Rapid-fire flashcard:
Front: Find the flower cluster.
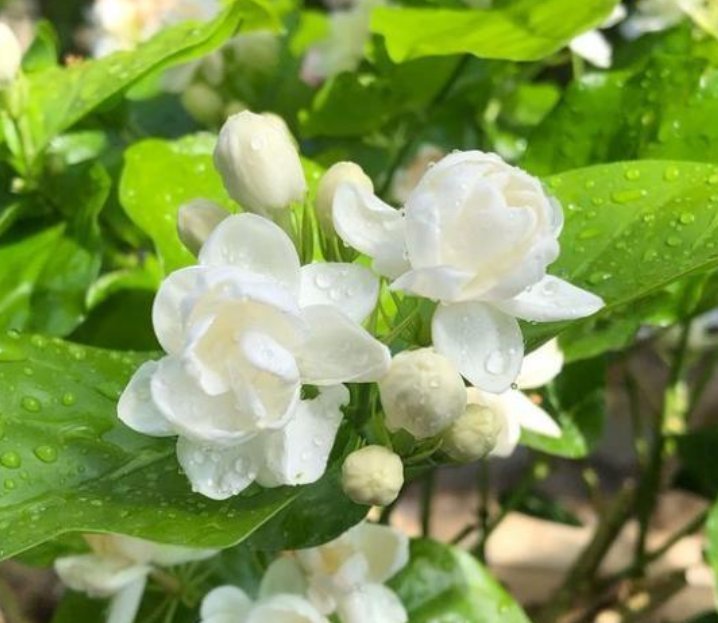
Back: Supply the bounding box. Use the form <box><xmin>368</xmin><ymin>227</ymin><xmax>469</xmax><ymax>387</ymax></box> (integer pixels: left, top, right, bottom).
<box><xmin>118</xmin><ymin>108</ymin><xmax>603</xmax><ymax>506</ymax></box>
<box><xmin>200</xmin><ymin>522</ymin><xmax>409</xmax><ymax>623</ymax></box>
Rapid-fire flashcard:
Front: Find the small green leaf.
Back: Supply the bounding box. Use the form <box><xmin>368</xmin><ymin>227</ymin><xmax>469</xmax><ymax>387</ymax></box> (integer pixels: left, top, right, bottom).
<box><xmin>371</xmin><ymin>0</ymin><xmax>618</xmax><ymax>63</ymax></box>
<box><xmin>390</xmin><ymin>539</ymin><xmax>530</xmax><ymax>622</ymax></box>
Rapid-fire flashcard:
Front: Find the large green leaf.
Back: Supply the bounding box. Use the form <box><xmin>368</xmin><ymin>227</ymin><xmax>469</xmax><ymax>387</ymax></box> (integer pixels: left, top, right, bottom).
<box><xmin>23</xmin><ymin>1</ymin><xmax>278</xmax><ymax>158</ymax></box>
<box><xmin>0</xmin><ymin>333</ymin><xmax>357</xmax><ymax>561</ymax></box>
<box><xmin>390</xmin><ymin>539</ymin><xmax>530</xmax><ymax>622</ymax></box>
<box><xmin>119</xmin><ymin>133</ymin><xmax>235</xmax><ymax>273</ymax></box>
<box><xmin>523</xmin><ymin>55</ymin><xmax>718</xmax><ymax>176</ymax></box>
<box><xmin>525</xmin><ymin>160</ymin><xmax>718</xmax><ymax>350</ymax></box>
<box><xmin>371</xmin><ymin>0</ymin><xmax>617</xmax><ymax>63</ymax></box>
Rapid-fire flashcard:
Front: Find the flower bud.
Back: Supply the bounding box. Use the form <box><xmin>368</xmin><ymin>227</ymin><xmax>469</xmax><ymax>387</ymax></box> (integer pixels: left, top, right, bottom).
<box><xmin>442</xmin><ymin>403</ymin><xmax>502</xmax><ymax>463</ymax></box>
<box><xmin>341</xmin><ymin>445</ymin><xmax>404</xmax><ymax>507</ymax></box>
<box><xmin>0</xmin><ymin>23</ymin><xmax>22</xmax><ymax>85</ymax></box>
<box><xmin>213</xmin><ymin>110</ymin><xmax>306</xmax><ymax>217</ymax></box>
<box><xmin>181</xmin><ymin>83</ymin><xmax>225</xmax><ymax>126</ymax></box>
<box><xmin>177</xmin><ymin>199</ymin><xmax>230</xmax><ymax>255</ymax></box>
<box><xmin>379</xmin><ymin>348</ymin><xmax>467</xmax><ymax>439</ymax></box>
<box><xmin>316</xmin><ymin>161</ymin><xmax>373</xmax><ymax>235</ymax></box>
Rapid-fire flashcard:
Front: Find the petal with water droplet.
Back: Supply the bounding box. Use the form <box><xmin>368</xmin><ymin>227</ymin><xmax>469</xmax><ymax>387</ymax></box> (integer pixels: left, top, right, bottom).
<box><xmin>494</xmin><ymin>275</ymin><xmax>604</xmax><ymax>322</ymax></box>
<box><xmin>117</xmin><ymin>360</ymin><xmax>174</xmax><ymax>437</ymax></box>
<box><xmin>255</xmin><ymin>385</ymin><xmax>348</xmax><ymax>488</ymax></box>
<box><xmin>432</xmin><ymin>302</ymin><xmax>522</xmax><ymax>393</ymax></box>
<box><xmin>299</xmin><ymin>263</ymin><xmax>379</xmax><ymax>323</ymax></box>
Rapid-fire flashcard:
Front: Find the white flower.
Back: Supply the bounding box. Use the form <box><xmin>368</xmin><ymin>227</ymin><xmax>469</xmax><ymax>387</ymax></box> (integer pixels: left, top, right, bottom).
<box><xmin>621</xmin><ymin>0</ymin><xmax>686</xmax><ymax>39</ymax></box>
<box><xmin>296</xmin><ymin>522</ymin><xmax>409</xmax><ymax>623</ymax></box>
<box><xmin>118</xmin><ymin>213</ymin><xmax>389</xmax><ymax>500</ymax></box>
<box><xmin>341</xmin><ymin>445</ymin><xmax>404</xmax><ymax>506</ymax></box>
<box><xmin>316</xmin><ymin>162</ymin><xmax>374</xmax><ymax>236</ymax></box>
<box><xmin>177</xmin><ymin>199</ymin><xmax>230</xmax><ymax>255</ymax></box>
<box><xmin>569</xmin><ymin>5</ymin><xmax>627</xmax><ymax>68</ymax></box>
<box><xmin>89</xmin><ymin>0</ymin><xmax>222</xmax><ymax>56</ymax></box>
<box><xmin>378</xmin><ymin>348</ymin><xmax>467</xmax><ymax>439</ymax></box>
<box><xmin>300</xmin><ymin>0</ymin><xmax>383</xmax><ymax>85</ymax></box>
<box><xmin>0</xmin><ymin>22</ymin><xmax>21</xmax><ymax>85</ymax></box>
<box><xmin>200</xmin><ymin>558</ymin><xmax>327</xmax><ymax>623</ymax></box>
<box><xmin>333</xmin><ymin>150</ymin><xmax>604</xmax><ymax>393</ymax></box>
<box><xmin>390</xmin><ymin>144</ymin><xmax>447</xmax><ymax>204</ymax></box>
<box><xmin>55</xmin><ymin>534</ymin><xmax>215</xmax><ymax>623</ymax></box>
<box><xmin>680</xmin><ymin>0</ymin><xmax>718</xmax><ymax>38</ymax></box>
<box><xmin>471</xmin><ymin>339</ymin><xmax>564</xmax><ymax>458</ymax></box>
<box><xmin>214</xmin><ymin>111</ymin><xmax>307</xmax><ymax>217</ymax></box>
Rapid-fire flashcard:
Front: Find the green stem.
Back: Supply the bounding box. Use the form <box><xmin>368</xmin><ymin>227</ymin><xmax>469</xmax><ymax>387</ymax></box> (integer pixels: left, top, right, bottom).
<box><xmin>473</xmin><ymin>459</ymin><xmax>491</xmax><ymax>561</ymax></box>
<box><xmin>420</xmin><ymin>470</ymin><xmax>436</xmax><ymax>537</ymax></box>
<box><xmin>634</xmin><ymin>321</ymin><xmax>691</xmax><ymax>570</ymax></box>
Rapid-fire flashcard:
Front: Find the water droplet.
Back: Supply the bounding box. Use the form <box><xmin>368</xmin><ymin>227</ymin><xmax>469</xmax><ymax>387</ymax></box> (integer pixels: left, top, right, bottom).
<box><xmin>30</xmin><ymin>335</ymin><xmax>48</xmax><ymax>349</ymax></box>
<box><xmin>33</xmin><ymin>445</ymin><xmax>57</xmax><ymax>463</ymax></box>
<box><xmin>665</xmin><ymin>235</ymin><xmax>682</xmax><ymax>247</ymax></box>
<box><xmin>624</xmin><ymin>169</ymin><xmax>641</xmax><ymax>181</ymax></box>
<box><xmin>68</xmin><ymin>346</ymin><xmax>86</xmax><ymax>361</ymax></box>
<box><xmin>642</xmin><ymin>213</ymin><xmax>655</xmax><ymax>223</ymax></box>
<box><xmin>61</xmin><ymin>393</ymin><xmax>76</xmax><ymax>407</ymax></box>
<box><xmin>0</xmin><ymin>451</ymin><xmax>21</xmax><ymax>469</ymax></box>
<box><xmin>314</xmin><ymin>273</ymin><xmax>332</xmax><ymax>289</ymax></box>
<box><xmin>578</xmin><ymin>228</ymin><xmax>600</xmax><ymax>240</ymax></box>
<box><xmin>611</xmin><ymin>189</ymin><xmax>647</xmax><ymax>204</ymax></box>
<box><xmin>4</xmin><ymin>479</ymin><xmax>15</xmax><ymax>490</ymax></box>
<box><xmin>678</xmin><ymin>212</ymin><xmax>695</xmax><ymax>225</ymax></box>
<box><xmin>663</xmin><ymin>166</ymin><xmax>680</xmax><ymax>181</ymax></box>
<box><xmin>588</xmin><ymin>271</ymin><xmax>612</xmax><ymax>285</ymax></box>
<box><xmin>21</xmin><ymin>397</ymin><xmax>41</xmax><ymax>413</ymax></box>
<box><xmin>484</xmin><ymin>351</ymin><xmax>507</xmax><ymax>376</ymax></box>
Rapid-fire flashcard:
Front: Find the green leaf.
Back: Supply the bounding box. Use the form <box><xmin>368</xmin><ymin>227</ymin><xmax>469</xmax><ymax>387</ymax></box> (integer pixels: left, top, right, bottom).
<box><xmin>390</xmin><ymin>539</ymin><xmax>530</xmax><ymax>622</ymax></box>
<box><xmin>0</xmin><ymin>226</ymin><xmax>65</xmax><ymax>332</ymax></box>
<box><xmin>520</xmin><ymin>358</ymin><xmax>605</xmax><ymax>458</ymax></box>
<box><xmin>120</xmin><ymin>134</ymin><xmax>235</xmax><ymax>273</ymax></box>
<box><xmin>0</xmin><ymin>333</ymin><xmax>356</xmax><ymax>561</ymax></box>
<box><xmin>523</xmin><ymin>55</ymin><xmax>718</xmax><ymax>176</ymax></box>
<box><xmin>23</xmin><ymin>1</ymin><xmax>278</xmax><ymax>157</ymax></box>
<box><xmin>371</xmin><ymin>0</ymin><xmax>618</xmax><ymax>63</ymax></box>
<box><xmin>704</xmin><ymin>497</ymin><xmax>718</xmax><ymax>595</ymax></box>
<box><xmin>524</xmin><ymin>160</ymin><xmax>718</xmax><ymax>351</ymax></box>
<box><xmin>21</xmin><ymin>20</ymin><xmax>59</xmax><ymax>73</ymax></box>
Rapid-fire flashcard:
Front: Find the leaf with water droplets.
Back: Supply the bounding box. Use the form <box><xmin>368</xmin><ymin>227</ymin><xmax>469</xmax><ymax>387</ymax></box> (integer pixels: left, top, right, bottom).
<box><xmin>525</xmin><ymin>159</ymin><xmax>718</xmax><ymax>355</ymax></box>
<box><xmin>0</xmin><ymin>333</ymin><xmax>364</xmax><ymax>561</ymax></box>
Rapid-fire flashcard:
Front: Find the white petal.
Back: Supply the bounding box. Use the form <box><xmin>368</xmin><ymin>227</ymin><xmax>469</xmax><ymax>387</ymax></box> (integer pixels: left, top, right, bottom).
<box><xmin>569</xmin><ymin>30</ymin><xmax>612</xmax><ymax>68</ymax></box>
<box><xmin>494</xmin><ymin>275</ymin><xmax>604</xmax><ymax>322</ymax></box>
<box><xmin>151</xmin><ymin>357</ymin><xmax>257</xmax><ymax>446</ymax></box>
<box><xmin>255</xmin><ymin>385</ymin><xmax>348</xmax><ymax>487</ymax></box>
<box><xmin>107</xmin><ymin>577</ymin><xmax>147</xmax><ymax>623</ymax></box>
<box><xmin>117</xmin><ymin>361</ymin><xmax>174</xmax><ymax>437</ymax></box>
<box><xmin>349</xmin><ymin>522</ymin><xmax>410</xmax><ymax>584</ymax></box>
<box><xmin>258</xmin><ymin>558</ymin><xmax>307</xmax><ymax>599</ymax></box>
<box><xmin>249</xmin><ymin>595</ymin><xmax>329</xmax><ymax>623</ymax></box>
<box><xmin>332</xmin><ymin>183</ymin><xmax>409</xmax><ymax>279</ymax></box>
<box><xmin>107</xmin><ymin>535</ymin><xmax>216</xmax><ymax>567</ymax></box>
<box><xmin>337</xmin><ymin>584</ymin><xmax>408</xmax><ymax>623</ymax></box>
<box><xmin>199</xmin><ymin>213</ymin><xmax>301</xmax><ymax>295</ymax></box>
<box><xmin>201</xmin><ymin>586</ymin><xmax>253</xmax><ymax>620</ymax></box>
<box><xmin>176</xmin><ymin>436</ymin><xmax>259</xmax><ymax>500</ymax></box>
<box><xmin>517</xmin><ymin>339</ymin><xmax>564</xmax><ymax>390</ymax></box>
<box><xmin>153</xmin><ymin>266</ymin><xmax>204</xmax><ymax>354</ymax></box>
<box><xmin>390</xmin><ymin>266</ymin><xmax>474</xmax><ymax>302</ymax></box>
<box><xmin>497</xmin><ymin>389</ymin><xmax>562</xmax><ymax>438</ymax></box>
<box><xmin>432</xmin><ymin>302</ymin><xmax>523</xmax><ymax>393</ymax></box>
<box><xmin>298</xmin><ymin>305</ymin><xmax>390</xmax><ymax>384</ymax></box>
<box><xmin>489</xmin><ymin>406</ymin><xmax>522</xmax><ymax>458</ymax></box>
<box><xmin>299</xmin><ymin>263</ymin><xmax>379</xmax><ymax>323</ymax></box>
<box><xmin>54</xmin><ymin>555</ymin><xmax>150</xmax><ymax>598</ymax></box>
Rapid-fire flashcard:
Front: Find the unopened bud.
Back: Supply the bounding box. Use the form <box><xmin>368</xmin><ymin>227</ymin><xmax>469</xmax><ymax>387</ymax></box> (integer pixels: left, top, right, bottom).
<box><xmin>379</xmin><ymin>348</ymin><xmax>466</xmax><ymax>439</ymax></box>
<box><xmin>442</xmin><ymin>403</ymin><xmax>501</xmax><ymax>463</ymax></box>
<box><xmin>213</xmin><ymin>110</ymin><xmax>306</xmax><ymax>217</ymax></box>
<box><xmin>177</xmin><ymin>199</ymin><xmax>230</xmax><ymax>255</ymax></box>
<box><xmin>0</xmin><ymin>23</ymin><xmax>22</xmax><ymax>85</ymax></box>
<box><xmin>342</xmin><ymin>445</ymin><xmax>404</xmax><ymax>507</ymax></box>
<box><xmin>181</xmin><ymin>83</ymin><xmax>225</xmax><ymax>126</ymax></box>
<box><xmin>316</xmin><ymin>161</ymin><xmax>373</xmax><ymax>235</ymax></box>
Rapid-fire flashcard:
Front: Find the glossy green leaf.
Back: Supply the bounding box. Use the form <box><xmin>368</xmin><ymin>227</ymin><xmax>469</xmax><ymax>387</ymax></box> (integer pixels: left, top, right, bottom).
<box><xmin>390</xmin><ymin>539</ymin><xmax>530</xmax><ymax>622</ymax></box>
<box><xmin>23</xmin><ymin>1</ymin><xmax>278</xmax><ymax>157</ymax></box>
<box><xmin>371</xmin><ymin>0</ymin><xmax>618</xmax><ymax>63</ymax></box>
<box><xmin>524</xmin><ymin>160</ymin><xmax>718</xmax><ymax>351</ymax></box>
<box><xmin>523</xmin><ymin>55</ymin><xmax>718</xmax><ymax>176</ymax></box>
<box><xmin>120</xmin><ymin>134</ymin><xmax>235</xmax><ymax>273</ymax></box>
<box><xmin>0</xmin><ymin>333</ymin><xmax>357</xmax><ymax>561</ymax></box>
